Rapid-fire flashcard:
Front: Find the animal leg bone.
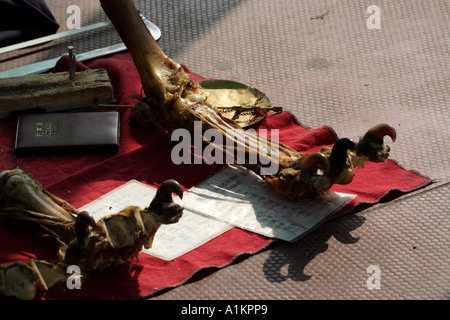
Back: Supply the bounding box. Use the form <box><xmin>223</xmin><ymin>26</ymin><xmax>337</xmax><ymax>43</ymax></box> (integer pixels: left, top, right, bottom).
<box><xmin>99</xmin><ymin>0</ymin><xmax>396</xmax><ymax>201</ymax></box>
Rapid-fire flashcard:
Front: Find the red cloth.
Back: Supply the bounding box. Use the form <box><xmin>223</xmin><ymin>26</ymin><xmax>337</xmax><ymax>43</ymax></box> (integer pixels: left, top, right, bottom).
<box><xmin>0</xmin><ymin>53</ymin><xmax>431</xmax><ymax>299</ymax></box>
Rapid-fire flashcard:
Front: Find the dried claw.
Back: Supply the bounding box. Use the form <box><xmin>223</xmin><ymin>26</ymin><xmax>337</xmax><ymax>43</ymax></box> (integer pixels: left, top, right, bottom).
<box><xmin>357</xmin><ymin>123</ymin><xmax>396</xmax><ymax>162</ymax></box>
<box><xmin>291</xmin><ymin>152</ymin><xmax>330</xmax><ymax>174</ymax></box>
<box><xmin>264</xmin><ymin>153</ymin><xmax>331</xmax><ymax>201</ymax></box>
<box><xmin>267</xmin><ymin>139</ymin><xmax>358</xmax><ymax>201</ymax></box>
<box><xmin>74</xmin><ymin>211</ymin><xmax>96</xmax><ymax>247</ymax></box>
<box><xmin>0</xmin><ymin>168</ymin><xmax>75</xmax><ymax>222</ymax></box>
<box><xmin>0</xmin><ymin>168</ymin><xmax>77</xmax><ymax>245</ymax></box>
<box><xmin>151</xmin><ymin>179</ymin><xmax>183</xmax><ymax>204</ymax></box>
<box><xmin>362</xmin><ymin>123</ymin><xmax>396</xmax><ymax>144</ymax></box>
<box><xmin>302</xmin><ymin>152</ymin><xmax>330</xmax><ymax>174</ymax></box>
<box><xmin>328</xmin><ymin>138</ymin><xmax>356</xmax><ymax>179</ymax></box>
<box><xmin>148</xmin><ymin>179</ymin><xmax>184</xmax><ymax>224</ymax></box>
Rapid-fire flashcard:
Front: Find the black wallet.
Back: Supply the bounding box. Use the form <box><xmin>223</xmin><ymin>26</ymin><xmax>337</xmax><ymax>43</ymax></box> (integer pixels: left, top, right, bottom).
<box><xmin>15</xmin><ymin>111</ymin><xmax>120</xmax><ymax>154</ymax></box>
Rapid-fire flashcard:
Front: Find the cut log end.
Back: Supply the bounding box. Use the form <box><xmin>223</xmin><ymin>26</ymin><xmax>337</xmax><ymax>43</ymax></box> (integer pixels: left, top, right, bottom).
<box><xmin>0</xmin><ymin>69</ymin><xmax>114</xmax><ymax>118</ymax></box>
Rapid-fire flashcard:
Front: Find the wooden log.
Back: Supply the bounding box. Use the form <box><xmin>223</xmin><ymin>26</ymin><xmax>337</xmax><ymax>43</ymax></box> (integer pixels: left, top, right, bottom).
<box><xmin>0</xmin><ymin>69</ymin><xmax>114</xmax><ymax>118</ymax></box>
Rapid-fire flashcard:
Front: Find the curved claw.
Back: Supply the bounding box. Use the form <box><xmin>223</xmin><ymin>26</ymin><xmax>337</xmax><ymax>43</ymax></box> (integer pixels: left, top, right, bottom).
<box><xmin>328</xmin><ymin>138</ymin><xmax>356</xmax><ymax>178</ymax></box>
<box><xmin>74</xmin><ymin>211</ymin><xmax>97</xmax><ymax>247</ymax></box>
<box><xmin>298</xmin><ymin>152</ymin><xmax>330</xmax><ymax>175</ymax></box>
<box><xmin>362</xmin><ymin>123</ymin><xmax>396</xmax><ymax>144</ymax></box>
<box><xmin>267</xmin><ymin>153</ymin><xmax>331</xmax><ymax>201</ymax></box>
<box><xmin>148</xmin><ymin>180</ymin><xmax>184</xmax><ymax>223</ymax></box>
<box><xmin>357</xmin><ymin>123</ymin><xmax>396</xmax><ymax>162</ymax></box>
<box><xmin>151</xmin><ymin>179</ymin><xmax>183</xmax><ymax>205</ymax></box>
<box><xmin>74</xmin><ymin>211</ymin><xmax>96</xmax><ymax>246</ymax></box>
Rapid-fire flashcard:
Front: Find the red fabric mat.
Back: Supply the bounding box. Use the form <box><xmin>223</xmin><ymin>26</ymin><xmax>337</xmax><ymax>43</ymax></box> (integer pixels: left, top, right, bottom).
<box><xmin>0</xmin><ymin>53</ymin><xmax>431</xmax><ymax>299</ymax></box>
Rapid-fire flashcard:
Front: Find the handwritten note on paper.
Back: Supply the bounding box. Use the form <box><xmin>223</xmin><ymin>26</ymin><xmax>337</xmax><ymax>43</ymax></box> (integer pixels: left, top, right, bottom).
<box><xmin>182</xmin><ymin>165</ymin><xmax>357</xmax><ymax>242</ymax></box>
<box><xmin>78</xmin><ymin>180</ymin><xmax>232</xmax><ymax>261</ymax></box>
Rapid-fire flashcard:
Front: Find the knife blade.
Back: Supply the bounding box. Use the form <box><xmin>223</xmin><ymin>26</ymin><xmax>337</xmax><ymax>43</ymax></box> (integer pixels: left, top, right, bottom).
<box><xmin>0</xmin><ymin>21</ymin><xmax>110</xmax><ymax>55</ymax></box>
<box><xmin>0</xmin><ymin>15</ymin><xmax>161</xmax><ymax>79</ymax></box>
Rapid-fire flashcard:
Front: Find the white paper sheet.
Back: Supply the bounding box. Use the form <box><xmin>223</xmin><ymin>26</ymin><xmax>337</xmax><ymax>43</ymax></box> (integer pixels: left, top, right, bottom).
<box><xmin>182</xmin><ymin>165</ymin><xmax>357</xmax><ymax>242</ymax></box>
<box><xmin>79</xmin><ymin>181</ymin><xmax>232</xmax><ymax>261</ymax></box>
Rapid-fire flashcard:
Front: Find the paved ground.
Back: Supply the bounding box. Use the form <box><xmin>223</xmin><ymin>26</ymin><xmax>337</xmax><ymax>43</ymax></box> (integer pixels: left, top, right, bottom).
<box><xmin>1</xmin><ymin>0</ymin><xmax>448</xmax><ymax>299</ymax></box>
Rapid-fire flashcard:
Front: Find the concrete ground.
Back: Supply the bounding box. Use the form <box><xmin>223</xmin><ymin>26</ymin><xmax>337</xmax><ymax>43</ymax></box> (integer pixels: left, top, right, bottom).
<box><xmin>1</xmin><ymin>0</ymin><xmax>448</xmax><ymax>299</ymax></box>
